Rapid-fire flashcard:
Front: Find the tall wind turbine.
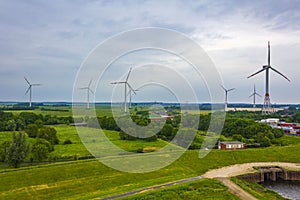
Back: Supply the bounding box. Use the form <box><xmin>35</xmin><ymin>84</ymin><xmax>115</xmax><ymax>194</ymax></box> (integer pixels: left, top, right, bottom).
<box><xmin>247</xmin><ymin>41</ymin><xmax>290</xmax><ymax>114</ymax></box>
<box><xmin>220</xmin><ymin>85</ymin><xmax>235</xmax><ymax>110</ymax></box>
<box><xmin>24</xmin><ymin>76</ymin><xmax>41</xmax><ymax>107</ymax></box>
<box><xmin>80</xmin><ymin>79</ymin><xmax>94</xmax><ymax>109</ymax></box>
<box><xmin>111</xmin><ymin>67</ymin><xmax>134</xmax><ymax>113</ymax></box>
<box><xmin>249</xmin><ymin>84</ymin><xmax>261</xmax><ymax>108</ymax></box>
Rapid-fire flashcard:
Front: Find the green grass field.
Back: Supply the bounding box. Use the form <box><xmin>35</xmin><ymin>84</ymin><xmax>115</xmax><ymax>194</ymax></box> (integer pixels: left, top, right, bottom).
<box><xmin>3</xmin><ymin>105</ymin><xmax>114</xmax><ymax>117</ymax></box>
<box><xmin>120</xmin><ymin>178</ymin><xmax>239</xmax><ymax>200</ymax></box>
<box><xmin>53</xmin><ymin>125</ymin><xmax>172</xmax><ymax>159</ymax></box>
<box><xmin>0</xmin><ymin>144</ymin><xmax>299</xmax><ymax>199</ymax></box>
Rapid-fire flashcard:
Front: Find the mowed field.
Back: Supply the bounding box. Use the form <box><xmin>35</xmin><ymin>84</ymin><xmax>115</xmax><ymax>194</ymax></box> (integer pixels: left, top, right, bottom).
<box><xmin>0</xmin><ymin>143</ymin><xmax>300</xmax><ymax>199</ymax></box>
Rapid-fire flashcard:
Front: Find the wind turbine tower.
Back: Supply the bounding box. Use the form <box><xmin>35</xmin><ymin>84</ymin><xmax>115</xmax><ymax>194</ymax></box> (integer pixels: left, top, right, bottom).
<box><xmin>249</xmin><ymin>84</ymin><xmax>261</xmax><ymax>108</ymax></box>
<box><xmin>24</xmin><ymin>76</ymin><xmax>41</xmax><ymax>107</ymax></box>
<box><xmin>220</xmin><ymin>85</ymin><xmax>235</xmax><ymax>110</ymax></box>
<box><xmin>80</xmin><ymin>80</ymin><xmax>94</xmax><ymax>109</ymax></box>
<box><xmin>128</xmin><ymin>88</ymin><xmax>138</xmax><ymax>108</ymax></box>
<box><xmin>111</xmin><ymin>67</ymin><xmax>134</xmax><ymax>113</ymax></box>
<box><xmin>247</xmin><ymin>41</ymin><xmax>290</xmax><ymax>114</ymax></box>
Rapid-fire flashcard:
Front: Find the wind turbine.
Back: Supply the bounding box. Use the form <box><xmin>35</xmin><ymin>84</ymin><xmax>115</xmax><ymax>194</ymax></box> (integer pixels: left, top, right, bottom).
<box><xmin>111</xmin><ymin>67</ymin><xmax>134</xmax><ymax>113</ymax></box>
<box><xmin>24</xmin><ymin>76</ymin><xmax>41</xmax><ymax>107</ymax></box>
<box><xmin>249</xmin><ymin>84</ymin><xmax>261</xmax><ymax>108</ymax></box>
<box><xmin>247</xmin><ymin>41</ymin><xmax>290</xmax><ymax>114</ymax></box>
<box><xmin>220</xmin><ymin>85</ymin><xmax>235</xmax><ymax>110</ymax></box>
<box><xmin>79</xmin><ymin>79</ymin><xmax>94</xmax><ymax>109</ymax></box>
<box><xmin>128</xmin><ymin>88</ymin><xmax>138</xmax><ymax>108</ymax></box>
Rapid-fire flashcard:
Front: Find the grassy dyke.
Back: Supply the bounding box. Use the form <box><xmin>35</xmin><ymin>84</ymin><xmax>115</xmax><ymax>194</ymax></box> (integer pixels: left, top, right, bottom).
<box><xmin>230</xmin><ymin>177</ymin><xmax>286</xmax><ymax>200</ymax></box>
<box><xmin>120</xmin><ymin>178</ymin><xmax>240</xmax><ymax>200</ymax></box>
<box><xmin>0</xmin><ymin>143</ymin><xmax>299</xmax><ymax>199</ymax></box>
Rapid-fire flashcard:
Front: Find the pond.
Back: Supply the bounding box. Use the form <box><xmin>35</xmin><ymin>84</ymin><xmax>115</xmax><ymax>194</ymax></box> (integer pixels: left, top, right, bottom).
<box><xmin>263</xmin><ymin>181</ymin><xmax>300</xmax><ymax>200</ymax></box>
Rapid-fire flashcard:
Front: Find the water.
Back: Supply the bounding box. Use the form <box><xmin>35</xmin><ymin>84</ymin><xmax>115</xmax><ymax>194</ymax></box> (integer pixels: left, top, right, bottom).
<box><xmin>263</xmin><ymin>181</ymin><xmax>300</xmax><ymax>200</ymax></box>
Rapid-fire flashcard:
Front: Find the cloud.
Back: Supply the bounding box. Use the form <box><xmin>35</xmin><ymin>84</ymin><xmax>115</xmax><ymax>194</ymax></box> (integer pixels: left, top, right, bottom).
<box><xmin>0</xmin><ymin>0</ymin><xmax>299</xmax><ymax>103</ymax></box>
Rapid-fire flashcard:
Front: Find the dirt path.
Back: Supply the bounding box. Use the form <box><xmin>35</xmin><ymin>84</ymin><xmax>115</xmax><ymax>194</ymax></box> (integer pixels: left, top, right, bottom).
<box><xmin>203</xmin><ymin>162</ymin><xmax>300</xmax><ymax>178</ymax></box>
<box><xmin>216</xmin><ymin>177</ymin><xmax>257</xmax><ymax>200</ymax></box>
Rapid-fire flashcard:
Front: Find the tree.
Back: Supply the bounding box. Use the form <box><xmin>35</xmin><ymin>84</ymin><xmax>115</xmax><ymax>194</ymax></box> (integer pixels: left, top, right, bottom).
<box><xmin>272</xmin><ymin>128</ymin><xmax>284</xmax><ymax>138</ymax></box>
<box><xmin>7</xmin><ymin>132</ymin><xmax>29</xmax><ymax>168</ymax></box>
<box><xmin>19</xmin><ymin>112</ymin><xmax>40</xmax><ymax>125</ymax></box>
<box><xmin>0</xmin><ymin>141</ymin><xmax>11</xmax><ymax>162</ymax></box>
<box><xmin>24</xmin><ymin>124</ymin><xmax>39</xmax><ymax>138</ymax></box>
<box><xmin>159</xmin><ymin>124</ymin><xmax>174</xmax><ymax>140</ymax></box>
<box><xmin>31</xmin><ymin>139</ymin><xmax>53</xmax><ymax>161</ymax></box>
<box><xmin>5</xmin><ymin>119</ymin><xmax>16</xmax><ymax>131</ymax></box>
<box><xmin>34</xmin><ymin>119</ymin><xmax>44</xmax><ymax>128</ymax></box>
<box><xmin>256</xmin><ymin>132</ymin><xmax>272</xmax><ymax>147</ymax></box>
<box><xmin>37</xmin><ymin>127</ymin><xmax>59</xmax><ymax>145</ymax></box>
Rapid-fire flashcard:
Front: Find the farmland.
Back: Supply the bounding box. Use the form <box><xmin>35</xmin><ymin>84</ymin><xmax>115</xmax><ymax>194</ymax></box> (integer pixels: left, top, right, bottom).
<box><xmin>0</xmin><ymin>105</ymin><xmax>300</xmax><ymax>199</ymax></box>
<box><xmin>0</xmin><ymin>143</ymin><xmax>300</xmax><ymax>199</ymax></box>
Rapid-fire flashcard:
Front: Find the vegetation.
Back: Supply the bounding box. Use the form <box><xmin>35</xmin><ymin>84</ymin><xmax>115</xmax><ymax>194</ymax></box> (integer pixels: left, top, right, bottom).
<box><xmin>120</xmin><ymin>178</ymin><xmax>239</xmax><ymax>200</ymax></box>
<box><xmin>0</xmin><ymin>143</ymin><xmax>299</xmax><ymax>199</ymax></box>
<box><xmin>31</xmin><ymin>139</ymin><xmax>53</xmax><ymax>162</ymax></box>
<box><xmin>0</xmin><ymin>105</ymin><xmax>300</xmax><ymax>199</ymax></box>
<box><xmin>231</xmin><ymin>177</ymin><xmax>286</xmax><ymax>200</ymax></box>
<box><xmin>6</xmin><ymin>132</ymin><xmax>29</xmax><ymax>168</ymax></box>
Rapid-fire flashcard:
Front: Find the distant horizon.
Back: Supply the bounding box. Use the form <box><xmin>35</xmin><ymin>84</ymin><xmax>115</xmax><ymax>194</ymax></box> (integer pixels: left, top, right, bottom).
<box><xmin>0</xmin><ymin>101</ymin><xmax>299</xmax><ymax>106</ymax></box>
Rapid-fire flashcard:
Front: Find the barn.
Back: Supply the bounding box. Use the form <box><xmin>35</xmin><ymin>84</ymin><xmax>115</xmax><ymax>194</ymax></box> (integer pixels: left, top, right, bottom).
<box><xmin>218</xmin><ymin>141</ymin><xmax>246</xmax><ymax>150</ymax></box>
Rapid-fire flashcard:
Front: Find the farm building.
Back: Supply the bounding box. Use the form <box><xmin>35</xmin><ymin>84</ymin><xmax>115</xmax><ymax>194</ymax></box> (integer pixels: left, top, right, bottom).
<box><xmin>149</xmin><ymin>114</ymin><xmax>172</xmax><ymax>121</ymax></box>
<box><xmin>218</xmin><ymin>141</ymin><xmax>246</xmax><ymax>150</ymax></box>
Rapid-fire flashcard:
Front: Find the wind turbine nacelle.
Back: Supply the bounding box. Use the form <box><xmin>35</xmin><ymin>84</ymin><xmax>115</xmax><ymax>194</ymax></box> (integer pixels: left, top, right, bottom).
<box><xmin>263</xmin><ymin>65</ymin><xmax>268</xmax><ymax>69</ymax></box>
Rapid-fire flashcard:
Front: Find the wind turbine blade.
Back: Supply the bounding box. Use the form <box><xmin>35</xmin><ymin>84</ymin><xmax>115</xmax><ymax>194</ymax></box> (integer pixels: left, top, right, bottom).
<box><xmin>111</xmin><ymin>81</ymin><xmax>126</xmax><ymax>84</ymax></box>
<box><xmin>88</xmin><ymin>88</ymin><xmax>94</xmax><ymax>95</ymax></box>
<box><xmin>270</xmin><ymin>67</ymin><xmax>290</xmax><ymax>82</ymax></box>
<box><xmin>256</xmin><ymin>93</ymin><xmax>262</xmax><ymax>97</ymax></box>
<box><xmin>88</xmin><ymin>79</ymin><xmax>92</xmax><ymax>87</ymax></box>
<box><xmin>219</xmin><ymin>84</ymin><xmax>226</xmax><ymax>91</ymax></box>
<box><xmin>79</xmin><ymin>87</ymin><xmax>88</xmax><ymax>89</ymax></box>
<box><xmin>24</xmin><ymin>76</ymin><xmax>30</xmax><ymax>85</ymax></box>
<box><xmin>125</xmin><ymin>67</ymin><xmax>132</xmax><ymax>82</ymax></box>
<box><xmin>247</xmin><ymin>68</ymin><xmax>265</xmax><ymax>78</ymax></box>
<box><xmin>25</xmin><ymin>86</ymin><xmax>31</xmax><ymax>95</ymax></box>
<box><xmin>127</xmin><ymin>83</ymin><xmax>136</xmax><ymax>94</ymax></box>
<box><xmin>249</xmin><ymin>93</ymin><xmax>254</xmax><ymax>98</ymax></box>
<box><xmin>227</xmin><ymin>88</ymin><xmax>235</xmax><ymax>92</ymax></box>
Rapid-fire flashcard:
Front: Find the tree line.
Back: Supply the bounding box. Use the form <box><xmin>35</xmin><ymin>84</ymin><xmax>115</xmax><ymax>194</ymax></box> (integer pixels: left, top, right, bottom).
<box><xmin>0</xmin><ymin>124</ymin><xmax>59</xmax><ymax>168</ymax></box>
<box><xmin>0</xmin><ymin>111</ymin><xmax>73</xmax><ymax>131</ymax></box>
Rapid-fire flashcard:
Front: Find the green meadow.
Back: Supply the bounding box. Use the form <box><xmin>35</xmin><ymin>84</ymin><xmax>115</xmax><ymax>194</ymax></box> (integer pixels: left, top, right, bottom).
<box><xmin>120</xmin><ymin>178</ymin><xmax>240</xmax><ymax>200</ymax></box>
<box><xmin>0</xmin><ymin>143</ymin><xmax>299</xmax><ymax>199</ymax></box>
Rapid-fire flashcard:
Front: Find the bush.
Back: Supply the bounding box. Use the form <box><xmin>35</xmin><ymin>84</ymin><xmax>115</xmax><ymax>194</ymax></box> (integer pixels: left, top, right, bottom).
<box><xmin>24</xmin><ymin>124</ymin><xmax>39</xmax><ymax>138</ymax></box>
<box><xmin>31</xmin><ymin>139</ymin><xmax>52</xmax><ymax>162</ymax></box>
<box><xmin>37</xmin><ymin>127</ymin><xmax>59</xmax><ymax>145</ymax></box>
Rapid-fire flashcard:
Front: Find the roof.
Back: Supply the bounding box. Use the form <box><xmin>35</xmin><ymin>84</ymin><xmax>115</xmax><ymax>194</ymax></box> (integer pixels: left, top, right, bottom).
<box><xmin>220</xmin><ymin>141</ymin><xmax>245</xmax><ymax>145</ymax></box>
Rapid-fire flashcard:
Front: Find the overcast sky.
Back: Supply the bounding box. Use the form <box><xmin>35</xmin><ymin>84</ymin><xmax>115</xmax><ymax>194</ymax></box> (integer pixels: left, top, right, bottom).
<box><xmin>1</xmin><ymin>0</ymin><xmax>299</xmax><ymax>104</ymax></box>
